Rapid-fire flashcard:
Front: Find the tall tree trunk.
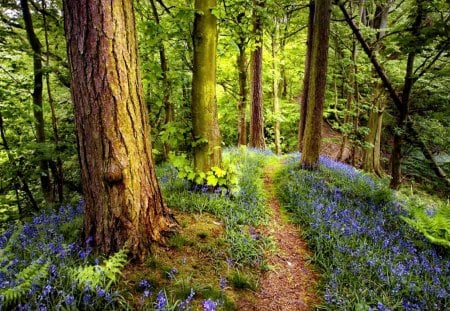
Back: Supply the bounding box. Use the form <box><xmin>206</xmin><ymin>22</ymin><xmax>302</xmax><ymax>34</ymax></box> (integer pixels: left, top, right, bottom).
<box><xmin>21</xmin><ymin>0</ymin><xmax>52</xmax><ymax>203</ymax></box>
<box><xmin>249</xmin><ymin>0</ymin><xmax>266</xmax><ymax>149</ymax></box>
<box><xmin>298</xmin><ymin>0</ymin><xmax>314</xmax><ymax>150</ymax></box>
<box><xmin>362</xmin><ymin>2</ymin><xmax>391</xmax><ymax>176</ymax></box>
<box><xmin>42</xmin><ymin>0</ymin><xmax>64</xmax><ymax>203</ymax></box>
<box><xmin>150</xmin><ymin>0</ymin><xmax>173</xmax><ymax>160</ymax></box>
<box><xmin>390</xmin><ymin>1</ymin><xmax>423</xmax><ymax>189</ymax></box>
<box><xmin>237</xmin><ymin>41</ymin><xmax>248</xmax><ymax>146</ymax></box>
<box><xmin>301</xmin><ymin>0</ymin><xmax>331</xmax><ymax>168</ymax></box>
<box><xmin>271</xmin><ymin>22</ymin><xmax>281</xmax><ymax>155</ymax></box>
<box><xmin>191</xmin><ymin>0</ymin><xmax>222</xmax><ymax>172</ymax></box>
<box><xmin>64</xmin><ymin>0</ymin><xmax>176</xmax><ymax>261</ymax></box>
<box><xmin>363</xmin><ymin>84</ymin><xmax>385</xmax><ymax>175</ymax></box>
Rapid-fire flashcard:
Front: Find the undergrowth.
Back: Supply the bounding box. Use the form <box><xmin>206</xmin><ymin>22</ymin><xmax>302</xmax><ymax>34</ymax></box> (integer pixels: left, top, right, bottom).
<box><xmin>159</xmin><ymin>147</ymin><xmax>276</xmax><ymax>266</ymax></box>
<box><xmin>0</xmin><ymin>203</ymin><xmax>129</xmax><ymax>310</ymax></box>
<box><xmin>276</xmin><ymin>154</ymin><xmax>450</xmax><ymax>310</ymax></box>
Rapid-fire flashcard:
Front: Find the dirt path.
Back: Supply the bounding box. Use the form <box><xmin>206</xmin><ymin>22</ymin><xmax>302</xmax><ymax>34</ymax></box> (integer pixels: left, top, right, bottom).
<box><xmin>237</xmin><ymin>162</ymin><xmax>319</xmax><ymax>311</ymax></box>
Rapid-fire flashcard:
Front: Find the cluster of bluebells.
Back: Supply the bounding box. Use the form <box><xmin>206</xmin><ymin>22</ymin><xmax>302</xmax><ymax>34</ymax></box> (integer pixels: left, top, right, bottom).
<box><xmin>277</xmin><ymin>154</ymin><xmax>450</xmax><ymax>310</ymax></box>
<box><xmin>0</xmin><ymin>201</ymin><xmax>122</xmax><ymax>310</ymax></box>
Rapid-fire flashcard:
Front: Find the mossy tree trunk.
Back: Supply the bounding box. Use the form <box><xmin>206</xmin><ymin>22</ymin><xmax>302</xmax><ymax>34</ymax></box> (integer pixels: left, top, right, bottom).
<box><xmin>64</xmin><ymin>0</ymin><xmax>176</xmax><ymax>261</ymax></box>
<box><xmin>301</xmin><ymin>0</ymin><xmax>331</xmax><ymax>168</ymax></box>
<box><xmin>298</xmin><ymin>0</ymin><xmax>314</xmax><ymax>150</ymax></box>
<box><xmin>363</xmin><ymin>2</ymin><xmax>390</xmax><ymax>176</ymax></box>
<box><xmin>191</xmin><ymin>0</ymin><xmax>222</xmax><ymax>172</ymax></box>
<box><xmin>250</xmin><ymin>0</ymin><xmax>266</xmax><ymax>149</ymax></box>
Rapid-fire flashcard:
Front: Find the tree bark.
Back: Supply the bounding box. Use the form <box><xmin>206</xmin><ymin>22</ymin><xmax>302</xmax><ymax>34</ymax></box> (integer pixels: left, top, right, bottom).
<box><xmin>362</xmin><ymin>2</ymin><xmax>391</xmax><ymax>176</ymax></box>
<box><xmin>271</xmin><ymin>22</ymin><xmax>281</xmax><ymax>155</ymax></box>
<box><xmin>237</xmin><ymin>41</ymin><xmax>248</xmax><ymax>146</ymax></box>
<box><xmin>301</xmin><ymin>0</ymin><xmax>331</xmax><ymax>168</ymax></box>
<box><xmin>191</xmin><ymin>0</ymin><xmax>222</xmax><ymax>172</ymax></box>
<box><xmin>249</xmin><ymin>0</ymin><xmax>266</xmax><ymax>149</ymax></box>
<box><xmin>298</xmin><ymin>0</ymin><xmax>314</xmax><ymax>150</ymax></box>
<box><xmin>21</xmin><ymin>0</ymin><xmax>53</xmax><ymax>203</ymax></box>
<box><xmin>64</xmin><ymin>0</ymin><xmax>176</xmax><ymax>261</ymax></box>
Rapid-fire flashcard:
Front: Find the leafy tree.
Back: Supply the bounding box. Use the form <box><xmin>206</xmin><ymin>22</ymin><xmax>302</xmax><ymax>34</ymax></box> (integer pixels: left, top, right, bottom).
<box><xmin>64</xmin><ymin>0</ymin><xmax>176</xmax><ymax>260</ymax></box>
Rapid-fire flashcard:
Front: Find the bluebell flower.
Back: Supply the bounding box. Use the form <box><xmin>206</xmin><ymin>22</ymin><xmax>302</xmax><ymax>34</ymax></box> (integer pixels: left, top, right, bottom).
<box><xmin>155</xmin><ymin>290</ymin><xmax>168</xmax><ymax>311</ymax></box>
<box><xmin>219</xmin><ymin>276</ymin><xmax>227</xmax><ymax>290</ymax></box>
<box><xmin>65</xmin><ymin>294</ymin><xmax>74</xmax><ymax>306</ymax></box>
<box><xmin>202</xmin><ymin>299</ymin><xmax>218</xmax><ymax>311</ymax></box>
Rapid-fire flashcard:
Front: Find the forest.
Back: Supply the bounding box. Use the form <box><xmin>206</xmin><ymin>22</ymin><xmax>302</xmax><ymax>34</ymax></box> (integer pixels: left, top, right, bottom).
<box><xmin>0</xmin><ymin>0</ymin><xmax>449</xmax><ymax>310</ymax></box>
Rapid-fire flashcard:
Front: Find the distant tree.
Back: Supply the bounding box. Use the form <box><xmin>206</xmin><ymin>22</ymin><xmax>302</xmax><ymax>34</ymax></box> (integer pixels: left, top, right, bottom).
<box><xmin>301</xmin><ymin>0</ymin><xmax>332</xmax><ymax>168</ymax></box>
<box><xmin>362</xmin><ymin>1</ymin><xmax>392</xmax><ymax>176</ymax></box>
<box><xmin>249</xmin><ymin>0</ymin><xmax>266</xmax><ymax>149</ymax></box>
<box><xmin>298</xmin><ymin>0</ymin><xmax>314</xmax><ymax>150</ymax></box>
<box><xmin>191</xmin><ymin>0</ymin><xmax>222</xmax><ymax>172</ymax></box>
<box><xmin>64</xmin><ymin>0</ymin><xmax>176</xmax><ymax>260</ymax></box>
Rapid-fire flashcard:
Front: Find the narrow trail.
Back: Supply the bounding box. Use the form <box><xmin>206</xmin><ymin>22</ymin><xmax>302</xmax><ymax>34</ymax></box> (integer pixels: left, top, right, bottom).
<box><xmin>237</xmin><ymin>161</ymin><xmax>319</xmax><ymax>311</ymax></box>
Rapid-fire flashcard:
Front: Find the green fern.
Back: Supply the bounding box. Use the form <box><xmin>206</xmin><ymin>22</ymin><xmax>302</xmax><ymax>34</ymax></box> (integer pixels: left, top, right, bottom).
<box><xmin>401</xmin><ymin>204</ymin><xmax>450</xmax><ymax>249</ymax></box>
<box><xmin>69</xmin><ymin>248</ymin><xmax>128</xmax><ymax>290</ymax></box>
<box><xmin>0</xmin><ymin>260</ymin><xmax>50</xmax><ymax>307</ymax></box>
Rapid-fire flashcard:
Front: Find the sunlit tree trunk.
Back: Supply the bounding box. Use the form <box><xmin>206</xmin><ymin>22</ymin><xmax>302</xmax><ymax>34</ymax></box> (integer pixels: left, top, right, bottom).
<box><xmin>250</xmin><ymin>0</ymin><xmax>266</xmax><ymax>149</ymax></box>
<box><xmin>64</xmin><ymin>0</ymin><xmax>176</xmax><ymax>261</ymax></box>
<box><xmin>21</xmin><ymin>0</ymin><xmax>53</xmax><ymax>203</ymax></box>
<box><xmin>271</xmin><ymin>21</ymin><xmax>281</xmax><ymax>155</ymax></box>
<box><xmin>301</xmin><ymin>0</ymin><xmax>331</xmax><ymax>168</ymax></box>
<box><xmin>298</xmin><ymin>0</ymin><xmax>314</xmax><ymax>150</ymax></box>
<box><xmin>191</xmin><ymin>0</ymin><xmax>222</xmax><ymax>172</ymax></box>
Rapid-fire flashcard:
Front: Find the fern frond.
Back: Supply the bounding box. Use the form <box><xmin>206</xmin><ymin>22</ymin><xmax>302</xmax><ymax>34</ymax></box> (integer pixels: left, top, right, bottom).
<box><xmin>402</xmin><ymin>204</ymin><xmax>450</xmax><ymax>249</ymax></box>
<box><xmin>70</xmin><ymin>248</ymin><xmax>128</xmax><ymax>290</ymax></box>
<box><xmin>0</xmin><ymin>260</ymin><xmax>49</xmax><ymax>308</ymax></box>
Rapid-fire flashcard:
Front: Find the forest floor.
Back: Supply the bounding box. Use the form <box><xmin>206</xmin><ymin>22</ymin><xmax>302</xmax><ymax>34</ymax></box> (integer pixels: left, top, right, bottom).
<box><xmin>236</xmin><ymin>161</ymin><xmax>320</xmax><ymax>310</ymax></box>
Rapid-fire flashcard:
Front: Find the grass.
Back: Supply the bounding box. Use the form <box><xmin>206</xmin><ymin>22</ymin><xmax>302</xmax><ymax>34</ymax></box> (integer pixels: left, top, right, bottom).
<box><xmin>276</xmin><ymin>154</ymin><xmax>450</xmax><ymax>310</ymax></box>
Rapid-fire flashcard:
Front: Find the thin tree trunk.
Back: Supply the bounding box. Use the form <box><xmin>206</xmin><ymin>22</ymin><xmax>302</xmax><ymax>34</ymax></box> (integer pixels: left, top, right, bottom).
<box><xmin>42</xmin><ymin>0</ymin><xmax>64</xmax><ymax>203</ymax></box>
<box><xmin>301</xmin><ymin>0</ymin><xmax>332</xmax><ymax>168</ymax></box>
<box><xmin>298</xmin><ymin>0</ymin><xmax>314</xmax><ymax>150</ymax></box>
<box><xmin>21</xmin><ymin>0</ymin><xmax>53</xmax><ymax>202</ymax></box>
<box><xmin>64</xmin><ymin>0</ymin><xmax>176</xmax><ymax>261</ymax></box>
<box><xmin>362</xmin><ymin>2</ymin><xmax>390</xmax><ymax>176</ymax></box>
<box><xmin>390</xmin><ymin>1</ymin><xmax>423</xmax><ymax>189</ymax></box>
<box><xmin>150</xmin><ymin>0</ymin><xmax>173</xmax><ymax>160</ymax></box>
<box><xmin>271</xmin><ymin>22</ymin><xmax>281</xmax><ymax>155</ymax></box>
<box><xmin>249</xmin><ymin>0</ymin><xmax>266</xmax><ymax>149</ymax></box>
<box><xmin>191</xmin><ymin>0</ymin><xmax>222</xmax><ymax>172</ymax></box>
